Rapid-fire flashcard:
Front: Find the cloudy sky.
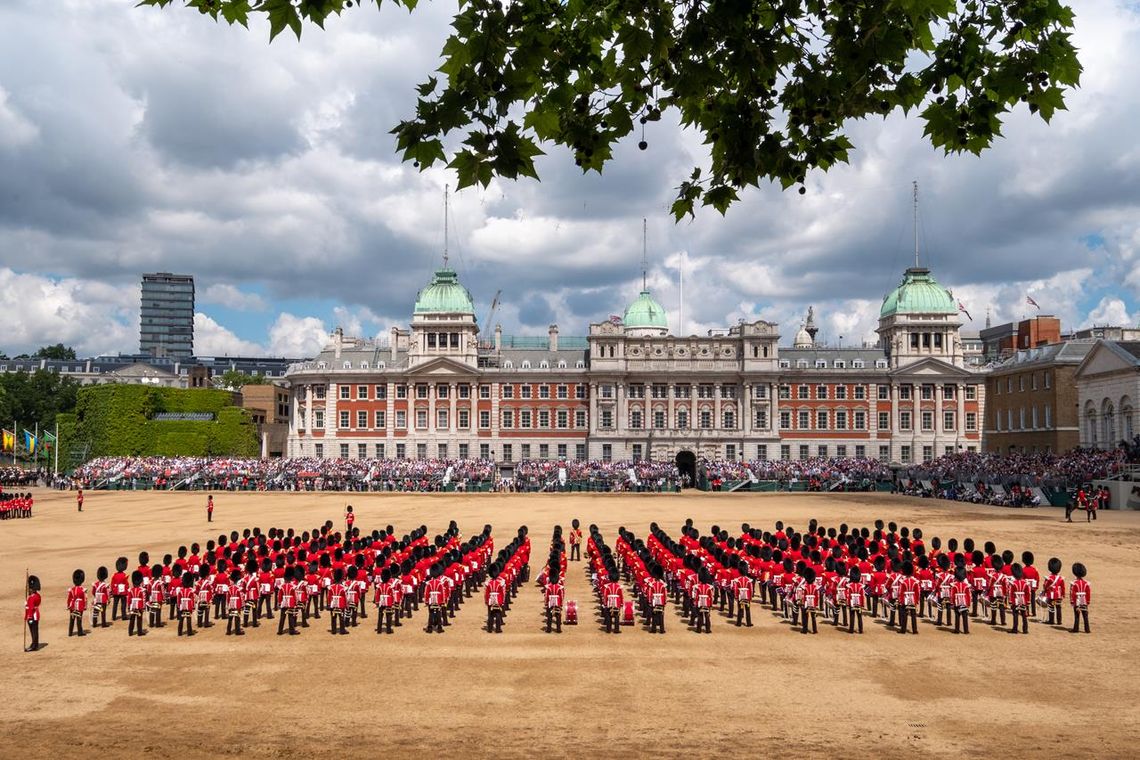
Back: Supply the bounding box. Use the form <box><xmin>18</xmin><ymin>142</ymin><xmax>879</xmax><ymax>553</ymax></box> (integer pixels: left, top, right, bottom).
<box><xmin>0</xmin><ymin>0</ymin><xmax>1137</xmax><ymax>358</ymax></box>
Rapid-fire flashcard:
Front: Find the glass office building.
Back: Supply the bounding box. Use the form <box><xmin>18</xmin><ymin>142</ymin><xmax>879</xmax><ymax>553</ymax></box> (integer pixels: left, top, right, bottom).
<box><xmin>140</xmin><ymin>273</ymin><xmax>195</xmax><ymax>358</ymax></box>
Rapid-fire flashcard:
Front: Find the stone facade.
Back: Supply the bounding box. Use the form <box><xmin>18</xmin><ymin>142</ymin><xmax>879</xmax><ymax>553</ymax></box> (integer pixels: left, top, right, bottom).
<box><xmin>1075</xmin><ymin>340</ymin><xmax>1140</xmax><ymax>449</ymax></box>
<box><xmin>285</xmin><ymin>265</ymin><xmax>985</xmax><ymax>465</ymax></box>
<box><xmin>983</xmin><ymin>341</ymin><xmax>1091</xmax><ymax>454</ymax></box>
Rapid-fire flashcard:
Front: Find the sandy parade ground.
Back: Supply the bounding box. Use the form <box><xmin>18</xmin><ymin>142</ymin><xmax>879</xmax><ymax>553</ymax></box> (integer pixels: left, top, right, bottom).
<box><xmin>2</xmin><ymin>488</ymin><xmax>1138</xmax><ymax>759</ymax></box>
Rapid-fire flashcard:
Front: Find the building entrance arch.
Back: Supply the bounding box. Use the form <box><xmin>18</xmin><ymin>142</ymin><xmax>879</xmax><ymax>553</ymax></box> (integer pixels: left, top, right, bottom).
<box><xmin>675</xmin><ymin>450</ymin><xmax>697</xmax><ymax>488</ymax></box>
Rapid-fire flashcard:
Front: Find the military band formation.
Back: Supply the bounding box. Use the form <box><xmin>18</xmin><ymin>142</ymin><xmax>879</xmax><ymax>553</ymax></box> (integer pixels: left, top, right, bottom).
<box><xmin>25</xmin><ymin>510</ymin><xmax>1093</xmax><ymax>652</ymax></box>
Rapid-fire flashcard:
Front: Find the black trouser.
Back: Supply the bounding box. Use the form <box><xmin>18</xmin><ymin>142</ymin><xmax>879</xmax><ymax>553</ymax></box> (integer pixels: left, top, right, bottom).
<box><xmin>306</xmin><ymin>594</ymin><xmax>320</xmax><ymax>620</ymax></box>
<box><xmin>258</xmin><ymin>594</ymin><xmax>273</xmax><ymax>620</ymax></box>
<box><xmin>69</xmin><ymin>611</ymin><xmax>85</xmax><ymax>636</ymax></box>
<box><xmin>244</xmin><ymin>602</ymin><xmax>258</xmax><ymax>627</ymax></box>
<box><xmin>736</xmin><ymin>601</ymin><xmax>752</xmax><ymax>627</ymax></box>
<box><xmin>487</xmin><ymin>606</ymin><xmax>503</xmax><ymax>633</ymax></box>
<box><xmin>197</xmin><ymin>603</ymin><xmax>211</xmax><ymax>628</ymax></box>
<box><xmin>545</xmin><ymin>607</ymin><xmax>562</xmax><ymax>633</ymax></box>
<box><xmin>954</xmin><ymin>607</ymin><xmax>970</xmax><ymax>634</ymax></box>
<box><xmin>898</xmin><ymin>605</ymin><xmax>917</xmax><ymax>634</ymax></box>
<box><xmin>971</xmin><ymin>589</ymin><xmax>980</xmax><ymax>616</ymax></box>
<box><xmin>696</xmin><ymin>608</ymin><xmax>711</xmax><ymax>633</ymax></box>
<box><xmin>848</xmin><ymin>608</ymin><xmax>863</xmax><ymax>633</ymax></box>
<box><xmin>650</xmin><ymin>606</ymin><xmax>665</xmax><ymax>633</ymax></box>
<box><xmin>226</xmin><ymin>610</ymin><xmax>244</xmax><ymax>635</ymax></box>
<box><xmin>128</xmin><ymin>612</ymin><xmax>145</xmax><ymax>636</ymax></box>
<box><xmin>990</xmin><ymin>602</ymin><xmax>1007</xmax><ymax>626</ymax></box>
<box><xmin>93</xmin><ymin>603</ymin><xmax>107</xmax><ymax>628</ymax></box>
<box><xmin>208</xmin><ymin>512</ymin><xmax>212</xmax><ymax>522</ymax></box>
<box><xmin>1071</xmin><ymin>607</ymin><xmax>1090</xmax><ymax>633</ymax></box>
<box><xmin>330</xmin><ymin>609</ymin><xmax>347</xmax><ymax>634</ymax></box>
<box><xmin>357</xmin><ymin>598</ymin><xmax>367</xmax><ymax>619</ymax></box>
<box><xmin>168</xmin><ymin>597</ymin><xmax>177</xmax><ymax>621</ymax></box>
<box><xmin>570</xmin><ymin>544</ymin><xmax>580</xmax><ymax>561</ymax></box>
<box><xmin>801</xmin><ymin>608</ymin><xmax>818</xmax><ymax>634</ymax></box>
<box><xmin>425</xmin><ymin>605</ymin><xmax>444</xmax><ymax>633</ymax></box>
<box><xmin>112</xmin><ymin>595</ymin><xmax>126</xmax><ymax>620</ymax></box>
<box><xmin>604</xmin><ymin>607</ymin><xmax>621</xmax><ymax>633</ymax></box>
<box><xmin>1010</xmin><ymin>605</ymin><xmax>1028</xmax><ymax>633</ymax></box>
<box><xmin>377</xmin><ymin>605</ymin><xmax>394</xmax><ymax>633</ymax></box>
<box><xmin>278</xmin><ymin>608</ymin><xmax>297</xmax><ymax>634</ymax></box>
<box><xmin>1047</xmin><ymin>602</ymin><xmax>1063</xmax><ymax>626</ymax></box>
<box><xmin>26</xmin><ymin>620</ymin><xmax>39</xmax><ymax>650</ymax></box>
<box><xmin>178</xmin><ymin>610</ymin><xmax>194</xmax><ymax>636</ymax></box>
<box><xmin>213</xmin><ymin>593</ymin><xmax>224</xmax><ymax>619</ymax></box>
<box><xmin>835</xmin><ymin>603</ymin><xmax>848</xmax><ymax>627</ymax></box>
<box><xmin>149</xmin><ymin>604</ymin><xmax>164</xmax><ymax>628</ymax></box>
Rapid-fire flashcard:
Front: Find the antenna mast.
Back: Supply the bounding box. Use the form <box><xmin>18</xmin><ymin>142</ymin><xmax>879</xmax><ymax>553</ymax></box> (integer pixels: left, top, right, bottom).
<box><xmin>641</xmin><ymin>217</ymin><xmax>648</xmax><ymax>290</ymax></box>
<box><xmin>443</xmin><ymin>184</ymin><xmax>450</xmax><ymax>269</ymax></box>
<box><xmin>912</xmin><ymin>180</ymin><xmax>919</xmax><ymax>268</ymax></box>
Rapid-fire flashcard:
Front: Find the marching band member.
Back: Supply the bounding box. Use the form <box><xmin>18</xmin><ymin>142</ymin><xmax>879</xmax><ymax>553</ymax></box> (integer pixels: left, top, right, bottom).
<box><xmin>1070</xmin><ymin>563</ymin><xmax>1091</xmax><ymax>634</ymax></box>
<box><xmin>484</xmin><ymin>564</ymin><xmax>507</xmax><ymax>634</ymax></box>
<box><xmin>951</xmin><ymin>567</ymin><xmax>972</xmax><ymax>634</ymax></box>
<box><xmin>126</xmin><ymin>571</ymin><xmax>147</xmax><ymax>637</ymax></box>
<box><xmin>225</xmin><ymin>570</ymin><xmax>246</xmax><ymax>636</ymax></box>
<box><xmin>845</xmin><ymin>568</ymin><xmax>864</xmax><ymax>634</ymax></box>
<box><xmin>91</xmin><ymin>566</ymin><xmax>110</xmax><ymax>629</ymax></box>
<box><xmin>67</xmin><ymin>570</ymin><xmax>87</xmax><ymax>638</ymax></box>
<box><xmin>175</xmin><ymin>574</ymin><xmax>196</xmax><ymax>637</ymax></box>
<box><xmin>1008</xmin><ymin>563</ymin><xmax>1031</xmax><ymax>634</ymax></box>
<box><xmin>1043</xmin><ymin>558</ymin><xmax>1066</xmax><ymax>626</ymax></box>
<box><xmin>25</xmin><ymin>575</ymin><xmax>42</xmax><ymax>652</ymax></box>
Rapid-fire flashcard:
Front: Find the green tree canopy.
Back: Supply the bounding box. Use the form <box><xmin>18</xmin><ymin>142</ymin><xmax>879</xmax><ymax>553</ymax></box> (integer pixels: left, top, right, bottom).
<box><xmin>142</xmin><ymin>0</ymin><xmax>1080</xmax><ymax>218</ymax></box>
<box><xmin>216</xmin><ymin>368</ymin><xmax>269</xmax><ymax>390</ymax></box>
<box><xmin>34</xmin><ymin>343</ymin><xmax>78</xmax><ymax>361</ymax></box>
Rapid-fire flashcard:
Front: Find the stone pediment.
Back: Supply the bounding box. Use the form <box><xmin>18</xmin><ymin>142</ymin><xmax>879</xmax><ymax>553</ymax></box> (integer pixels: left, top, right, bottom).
<box><xmin>405</xmin><ymin>356</ymin><xmax>479</xmax><ymax>377</ymax></box>
<box><xmin>889</xmin><ymin>356</ymin><xmax>973</xmax><ymax>379</ymax></box>
<box><xmin>1075</xmin><ymin>341</ymin><xmax>1140</xmax><ymax>379</ymax></box>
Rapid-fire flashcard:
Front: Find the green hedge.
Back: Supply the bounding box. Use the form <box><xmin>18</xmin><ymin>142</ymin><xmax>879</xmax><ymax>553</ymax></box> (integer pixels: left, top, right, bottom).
<box><xmin>62</xmin><ymin>385</ymin><xmax>258</xmax><ymax>465</ymax></box>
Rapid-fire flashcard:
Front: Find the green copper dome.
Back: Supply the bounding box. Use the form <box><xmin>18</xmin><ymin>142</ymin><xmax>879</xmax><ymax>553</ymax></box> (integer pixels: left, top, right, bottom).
<box><xmin>880</xmin><ymin>267</ymin><xmax>956</xmax><ymax>318</ymax></box>
<box><xmin>623</xmin><ymin>289</ymin><xmax>669</xmax><ymax>329</ymax></box>
<box><xmin>414</xmin><ymin>268</ymin><xmax>475</xmax><ymax>314</ymax></box>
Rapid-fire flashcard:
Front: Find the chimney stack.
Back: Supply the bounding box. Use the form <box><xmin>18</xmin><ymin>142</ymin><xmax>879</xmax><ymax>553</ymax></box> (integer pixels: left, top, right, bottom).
<box><xmin>548</xmin><ymin>324</ymin><xmax>559</xmax><ymax>352</ymax></box>
<box><xmin>495</xmin><ymin>324</ymin><xmax>502</xmax><ymax>352</ymax></box>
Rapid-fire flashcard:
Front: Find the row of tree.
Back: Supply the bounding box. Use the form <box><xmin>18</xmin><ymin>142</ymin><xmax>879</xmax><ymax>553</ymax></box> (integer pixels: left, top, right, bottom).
<box><xmin>0</xmin><ymin>343</ymin><xmax>78</xmax><ymax>361</ymax></box>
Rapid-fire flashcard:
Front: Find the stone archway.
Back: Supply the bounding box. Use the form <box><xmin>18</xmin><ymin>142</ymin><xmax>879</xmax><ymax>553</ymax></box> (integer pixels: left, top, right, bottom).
<box><xmin>675</xmin><ymin>450</ymin><xmax>697</xmax><ymax>488</ymax></box>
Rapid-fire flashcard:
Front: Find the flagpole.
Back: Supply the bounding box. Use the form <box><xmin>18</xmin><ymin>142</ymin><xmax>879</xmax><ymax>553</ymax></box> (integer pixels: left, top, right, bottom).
<box><xmin>54</xmin><ymin>421</ymin><xmax>59</xmax><ymax>478</ymax></box>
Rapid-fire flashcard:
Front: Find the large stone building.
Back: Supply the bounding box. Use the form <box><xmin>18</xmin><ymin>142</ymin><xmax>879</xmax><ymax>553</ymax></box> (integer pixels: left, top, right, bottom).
<box><xmin>983</xmin><ymin>341</ymin><xmax>1092</xmax><ymax>454</ymax></box>
<box><xmin>1075</xmin><ymin>340</ymin><xmax>1140</xmax><ymax>449</ymax></box>
<box><xmin>285</xmin><ymin>264</ymin><xmax>984</xmax><ymax>473</ymax></box>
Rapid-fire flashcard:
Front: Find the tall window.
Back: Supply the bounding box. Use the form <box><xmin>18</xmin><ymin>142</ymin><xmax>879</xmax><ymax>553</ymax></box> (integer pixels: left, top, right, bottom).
<box><xmin>357</xmin><ymin>411</ymin><xmax>368</xmax><ymax>429</ymax></box>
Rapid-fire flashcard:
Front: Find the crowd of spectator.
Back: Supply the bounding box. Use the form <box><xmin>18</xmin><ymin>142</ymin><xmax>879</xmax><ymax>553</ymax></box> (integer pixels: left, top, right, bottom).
<box><xmin>62</xmin><ymin>445</ymin><xmax>1139</xmax><ymax>500</ymax></box>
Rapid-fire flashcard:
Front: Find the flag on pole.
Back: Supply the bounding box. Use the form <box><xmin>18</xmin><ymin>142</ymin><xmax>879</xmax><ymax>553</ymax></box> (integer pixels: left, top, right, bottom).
<box><xmin>23</xmin><ymin>430</ymin><xmax>37</xmax><ymax>457</ymax></box>
<box><xmin>1</xmin><ymin>430</ymin><xmax>13</xmax><ymax>453</ymax></box>
<box><xmin>957</xmin><ymin>301</ymin><xmax>973</xmax><ymax>321</ymax></box>
<box><xmin>42</xmin><ymin>431</ymin><xmax>56</xmax><ymax>460</ymax></box>
<box><xmin>1026</xmin><ymin>295</ymin><xmax>1040</xmax><ymax>309</ymax></box>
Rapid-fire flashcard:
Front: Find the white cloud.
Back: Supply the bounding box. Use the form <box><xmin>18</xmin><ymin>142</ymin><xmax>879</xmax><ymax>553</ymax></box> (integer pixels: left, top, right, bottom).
<box><xmin>200</xmin><ymin>283</ymin><xmax>268</xmax><ymax>312</ymax></box>
<box><xmin>0</xmin><ymin>268</ymin><xmax>136</xmax><ymax>356</ymax></box>
<box><xmin>1083</xmin><ymin>296</ymin><xmax>1136</xmax><ymax>328</ymax></box>
<box><xmin>0</xmin><ymin>86</ymin><xmax>37</xmax><ymax>149</ymax></box>
<box><xmin>267</xmin><ymin>313</ymin><xmax>331</xmax><ymax>357</ymax></box>
<box><xmin>192</xmin><ymin>313</ymin><xmax>264</xmax><ymax>356</ymax></box>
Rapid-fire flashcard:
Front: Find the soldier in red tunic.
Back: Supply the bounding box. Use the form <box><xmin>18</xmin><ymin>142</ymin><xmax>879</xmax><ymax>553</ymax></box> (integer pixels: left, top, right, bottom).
<box><xmin>484</xmin><ymin>564</ymin><xmax>507</xmax><ymax>634</ymax></box>
<box><xmin>206</xmin><ymin>494</ymin><xmax>214</xmax><ymax>523</ymax></box>
<box><xmin>423</xmin><ymin>565</ymin><xmax>448</xmax><ymax>634</ymax></box>
<box><xmin>76</xmin><ymin>488</ymin><xmax>83</xmax><ymax>513</ymax></box>
<box><xmin>895</xmin><ymin>561</ymin><xmax>920</xmax><ymax>635</ymax></box>
<box><xmin>951</xmin><ymin>567</ymin><xmax>972</xmax><ymax>634</ymax></box>
<box><xmin>67</xmin><ymin>569</ymin><xmax>88</xmax><ymax>637</ymax></box>
<box><xmin>846</xmin><ymin>568</ymin><xmax>865</xmax><ymax>634</ymax></box>
<box><xmin>91</xmin><ymin>566</ymin><xmax>110</xmax><ymax>629</ymax></box>
<box><xmin>126</xmin><ymin>571</ymin><xmax>147</xmax><ymax>637</ymax></box>
<box><xmin>691</xmin><ymin>570</ymin><xmax>713</xmax><ymax>634</ymax></box>
<box><xmin>569</xmin><ymin>519</ymin><xmax>582</xmax><ymax>562</ymax></box>
<box><xmin>544</xmin><ymin>554</ymin><xmax>566</xmax><ymax>634</ymax></box>
<box><xmin>176</xmin><ymin>575</ymin><xmax>196</xmax><ymax>636</ymax></box>
<box><xmin>147</xmin><ymin>563</ymin><xmax>166</xmax><ymax>629</ymax></box>
<box><xmin>799</xmin><ymin>567</ymin><xmax>820</xmax><ymax>634</ymax></box>
<box><xmin>1043</xmin><ymin>557</ymin><xmax>1066</xmax><ymax>626</ymax></box>
<box><xmin>344</xmin><ymin>505</ymin><xmax>355</xmax><ymax>535</ymax></box>
<box><xmin>1070</xmin><ymin>562</ymin><xmax>1091</xmax><ymax>634</ymax></box>
<box><xmin>25</xmin><ymin>575</ymin><xmax>42</xmax><ymax>652</ymax></box>
<box><xmin>225</xmin><ymin>570</ymin><xmax>246</xmax><ymax>636</ymax></box>
<box><xmin>110</xmin><ymin>557</ymin><xmax>129</xmax><ymax>621</ymax></box>
<box><xmin>278</xmin><ymin>567</ymin><xmax>301</xmax><ymax>636</ymax></box>
<box><xmin>375</xmin><ymin>568</ymin><xmax>395</xmax><ymax>634</ymax></box>
<box><xmin>1008</xmin><ymin>563</ymin><xmax>1031</xmax><ymax>634</ymax></box>
<box><xmin>647</xmin><ymin>564</ymin><xmax>669</xmax><ymax>634</ymax></box>
<box><xmin>602</xmin><ymin>570</ymin><xmax>625</xmax><ymax>634</ymax></box>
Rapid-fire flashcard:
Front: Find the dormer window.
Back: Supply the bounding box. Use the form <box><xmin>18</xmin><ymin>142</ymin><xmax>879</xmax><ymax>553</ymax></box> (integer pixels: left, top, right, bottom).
<box><xmin>539</xmin><ymin>360</ymin><xmax>549</xmax><ymax>369</ymax></box>
<box><xmin>521</xmin><ymin>360</ymin><xmax>532</xmax><ymax>369</ymax></box>
<box><xmin>557</xmin><ymin>360</ymin><xmax>567</xmax><ymax>368</ymax></box>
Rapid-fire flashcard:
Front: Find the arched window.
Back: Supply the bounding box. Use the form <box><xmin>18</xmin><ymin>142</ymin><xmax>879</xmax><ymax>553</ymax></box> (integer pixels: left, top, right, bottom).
<box><xmin>1101</xmin><ymin>399</ymin><xmax>1115</xmax><ymax>448</ymax></box>
<box><xmin>1121</xmin><ymin>396</ymin><xmax>1134</xmax><ymax>442</ymax></box>
<box><xmin>1085</xmin><ymin>401</ymin><xmax>1098</xmax><ymax>447</ymax></box>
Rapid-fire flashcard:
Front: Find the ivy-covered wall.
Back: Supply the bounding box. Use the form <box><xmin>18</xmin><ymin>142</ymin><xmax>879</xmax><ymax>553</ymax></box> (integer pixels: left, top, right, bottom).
<box><xmin>60</xmin><ymin>386</ymin><xmax>259</xmax><ymax>465</ymax></box>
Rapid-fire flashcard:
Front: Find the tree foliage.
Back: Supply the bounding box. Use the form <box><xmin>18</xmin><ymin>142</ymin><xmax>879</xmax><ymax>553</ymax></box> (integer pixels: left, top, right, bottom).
<box><xmin>0</xmin><ymin>370</ymin><xmax>80</xmax><ymax>431</ymax></box>
<box><xmin>217</xmin><ymin>368</ymin><xmax>269</xmax><ymax>390</ymax></box>
<box><xmin>34</xmin><ymin>343</ymin><xmax>78</xmax><ymax>361</ymax></box>
<box><xmin>141</xmin><ymin>0</ymin><xmax>1080</xmax><ymax>218</ymax></box>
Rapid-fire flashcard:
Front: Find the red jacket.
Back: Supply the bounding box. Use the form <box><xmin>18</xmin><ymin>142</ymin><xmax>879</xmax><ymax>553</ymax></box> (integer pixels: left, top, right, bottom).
<box><xmin>25</xmin><ymin>592</ymin><xmax>41</xmax><ymax>621</ymax></box>
<box><xmin>67</xmin><ymin>585</ymin><xmax>87</xmax><ymax>613</ymax></box>
<box><xmin>1070</xmin><ymin>578</ymin><xmax>1091</xmax><ymax>607</ymax></box>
